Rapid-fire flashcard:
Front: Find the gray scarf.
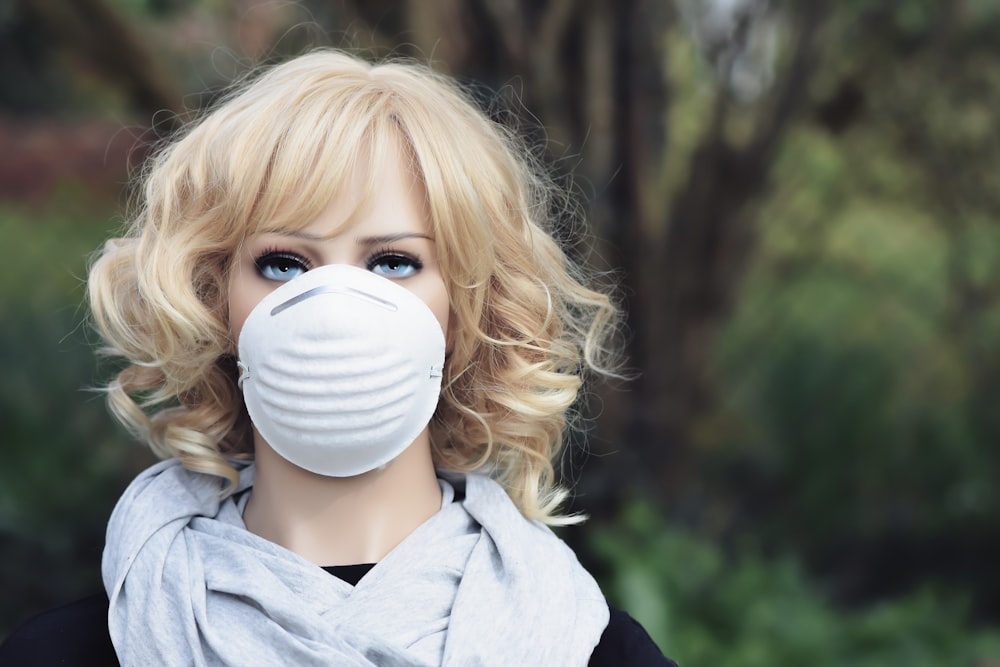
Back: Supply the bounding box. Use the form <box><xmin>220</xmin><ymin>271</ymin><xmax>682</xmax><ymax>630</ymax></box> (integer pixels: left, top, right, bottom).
<box><xmin>103</xmin><ymin>460</ymin><xmax>609</xmax><ymax>665</ymax></box>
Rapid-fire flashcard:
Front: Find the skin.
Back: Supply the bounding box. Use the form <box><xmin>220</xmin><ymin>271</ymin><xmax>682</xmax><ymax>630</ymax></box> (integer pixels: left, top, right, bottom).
<box><xmin>228</xmin><ymin>141</ymin><xmax>449</xmax><ymax>567</ymax></box>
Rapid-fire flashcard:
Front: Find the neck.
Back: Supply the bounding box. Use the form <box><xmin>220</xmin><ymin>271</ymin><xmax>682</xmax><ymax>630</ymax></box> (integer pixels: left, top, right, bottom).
<box><xmin>243</xmin><ymin>428</ymin><xmax>443</xmax><ymax>566</ymax></box>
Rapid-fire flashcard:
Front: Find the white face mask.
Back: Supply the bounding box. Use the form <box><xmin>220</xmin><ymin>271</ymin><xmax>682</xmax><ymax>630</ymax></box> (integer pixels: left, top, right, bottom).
<box><xmin>236</xmin><ymin>264</ymin><xmax>445</xmax><ymax>477</ymax></box>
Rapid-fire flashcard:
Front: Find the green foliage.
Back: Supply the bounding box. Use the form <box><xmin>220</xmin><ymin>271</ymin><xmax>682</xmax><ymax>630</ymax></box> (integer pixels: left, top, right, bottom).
<box><xmin>665</xmin><ymin>0</ymin><xmax>1000</xmax><ymax>568</ymax></box>
<box><xmin>691</xmin><ymin>38</ymin><xmax>1000</xmax><ymax>619</ymax></box>
<box><xmin>0</xmin><ymin>207</ymin><xmax>151</xmax><ymax>636</ymax></box>
<box><xmin>590</xmin><ymin>501</ymin><xmax>1000</xmax><ymax>666</ymax></box>
<box><xmin>706</xmin><ymin>114</ymin><xmax>1000</xmax><ymax>543</ymax></box>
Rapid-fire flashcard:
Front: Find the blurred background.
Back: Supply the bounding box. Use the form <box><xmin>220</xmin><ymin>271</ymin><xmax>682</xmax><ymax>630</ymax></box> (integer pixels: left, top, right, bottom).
<box><xmin>2</xmin><ymin>0</ymin><xmax>999</xmax><ymax>664</ymax></box>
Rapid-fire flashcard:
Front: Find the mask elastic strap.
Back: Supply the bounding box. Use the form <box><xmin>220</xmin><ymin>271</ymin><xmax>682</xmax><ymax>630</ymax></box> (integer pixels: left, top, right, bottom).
<box><xmin>237</xmin><ymin>360</ymin><xmax>250</xmax><ymax>390</ymax></box>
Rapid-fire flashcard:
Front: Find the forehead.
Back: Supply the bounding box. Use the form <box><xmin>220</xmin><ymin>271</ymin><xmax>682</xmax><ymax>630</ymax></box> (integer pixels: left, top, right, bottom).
<box><xmin>248</xmin><ymin>125</ymin><xmax>428</xmax><ymax>241</ymax></box>
<box><xmin>258</xmin><ymin>147</ymin><xmax>432</xmax><ymax>243</ymax></box>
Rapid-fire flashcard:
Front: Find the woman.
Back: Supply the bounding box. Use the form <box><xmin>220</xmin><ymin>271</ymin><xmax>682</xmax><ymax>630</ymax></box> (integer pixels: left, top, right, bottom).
<box><xmin>1</xmin><ymin>50</ymin><xmax>674</xmax><ymax>665</ymax></box>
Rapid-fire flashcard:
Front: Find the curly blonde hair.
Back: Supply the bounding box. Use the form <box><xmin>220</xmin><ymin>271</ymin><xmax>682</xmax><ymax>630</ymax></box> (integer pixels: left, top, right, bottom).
<box><xmin>88</xmin><ymin>50</ymin><xmax>620</xmax><ymax>524</ymax></box>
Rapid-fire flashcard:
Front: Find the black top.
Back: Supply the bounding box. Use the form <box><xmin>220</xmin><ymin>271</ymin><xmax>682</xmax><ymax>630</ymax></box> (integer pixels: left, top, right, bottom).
<box><xmin>322</xmin><ymin>562</ymin><xmax>377</xmax><ymax>585</ymax></box>
<box><xmin>1</xmin><ymin>568</ymin><xmax>676</xmax><ymax>666</ymax></box>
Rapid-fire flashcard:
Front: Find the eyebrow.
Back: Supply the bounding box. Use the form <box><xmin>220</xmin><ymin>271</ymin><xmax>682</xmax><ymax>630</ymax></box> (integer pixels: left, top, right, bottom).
<box><xmin>263</xmin><ymin>230</ymin><xmax>434</xmax><ymax>245</ymax></box>
<box><xmin>355</xmin><ymin>233</ymin><xmax>434</xmax><ymax>246</ymax></box>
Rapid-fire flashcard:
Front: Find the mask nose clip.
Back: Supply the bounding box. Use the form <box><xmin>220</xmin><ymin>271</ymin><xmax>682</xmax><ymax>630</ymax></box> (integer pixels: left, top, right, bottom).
<box><xmin>271</xmin><ymin>285</ymin><xmax>399</xmax><ymax>316</ymax></box>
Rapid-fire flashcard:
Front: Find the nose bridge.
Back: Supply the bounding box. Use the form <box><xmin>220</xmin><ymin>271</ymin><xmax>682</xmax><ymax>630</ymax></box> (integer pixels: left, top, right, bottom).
<box><xmin>313</xmin><ymin>233</ymin><xmax>361</xmax><ymax>267</ymax></box>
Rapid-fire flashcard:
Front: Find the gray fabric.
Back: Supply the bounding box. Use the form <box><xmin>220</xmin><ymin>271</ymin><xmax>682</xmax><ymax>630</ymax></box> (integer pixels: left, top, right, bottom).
<box><xmin>103</xmin><ymin>459</ymin><xmax>609</xmax><ymax>666</ymax></box>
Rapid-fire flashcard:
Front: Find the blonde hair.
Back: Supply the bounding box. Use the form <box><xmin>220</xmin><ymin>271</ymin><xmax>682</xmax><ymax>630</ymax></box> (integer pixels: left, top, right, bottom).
<box><xmin>88</xmin><ymin>50</ymin><xmax>620</xmax><ymax>524</ymax></box>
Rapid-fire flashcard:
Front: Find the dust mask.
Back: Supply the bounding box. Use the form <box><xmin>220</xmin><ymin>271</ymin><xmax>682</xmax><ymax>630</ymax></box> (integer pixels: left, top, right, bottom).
<box><xmin>236</xmin><ymin>264</ymin><xmax>445</xmax><ymax>477</ymax></box>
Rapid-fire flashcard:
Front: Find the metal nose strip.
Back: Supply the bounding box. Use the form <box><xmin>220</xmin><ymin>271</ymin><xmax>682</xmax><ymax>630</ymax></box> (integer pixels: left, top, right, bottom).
<box><xmin>270</xmin><ymin>285</ymin><xmax>399</xmax><ymax>316</ymax></box>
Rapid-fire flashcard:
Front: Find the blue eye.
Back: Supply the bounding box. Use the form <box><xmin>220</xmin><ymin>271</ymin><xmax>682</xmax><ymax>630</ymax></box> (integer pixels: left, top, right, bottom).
<box><xmin>255</xmin><ymin>251</ymin><xmax>311</xmax><ymax>282</ymax></box>
<box><xmin>367</xmin><ymin>252</ymin><xmax>423</xmax><ymax>279</ymax></box>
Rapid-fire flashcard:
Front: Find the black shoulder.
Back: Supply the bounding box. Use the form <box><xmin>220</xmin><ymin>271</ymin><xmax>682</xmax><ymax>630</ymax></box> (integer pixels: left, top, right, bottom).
<box><xmin>589</xmin><ymin>604</ymin><xmax>679</xmax><ymax>667</ymax></box>
<box><xmin>0</xmin><ymin>593</ymin><xmax>118</xmax><ymax>667</ymax></box>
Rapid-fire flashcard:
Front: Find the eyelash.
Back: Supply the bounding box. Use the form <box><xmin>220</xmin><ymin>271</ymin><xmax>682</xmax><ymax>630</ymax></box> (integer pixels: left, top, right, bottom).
<box><xmin>253</xmin><ymin>247</ymin><xmax>314</xmax><ymax>274</ymax></box>
<box><xmin>252</xmin><ymin>246</ymin><xmax>424</xmax><ymax>275</ymax></box>
<box><xmin>366</xmin><ymin>246</ymin><xmax>424</xmax><ymax>273</ymax></box>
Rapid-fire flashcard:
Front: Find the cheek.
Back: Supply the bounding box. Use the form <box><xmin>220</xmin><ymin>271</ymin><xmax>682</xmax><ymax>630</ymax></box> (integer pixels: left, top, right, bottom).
<box><xmin>227</xmin><ymin>292</ymin><xmax>248</xmax><ymax>348</ymax></box>
<box><xmin>433</xmin><ymin>289</ymin><xmax>454</xmax><ymax>356</ymax></box>
<box><xmin>410</xmin><ymin>279</ymin><xmax>451</xmax><ymax>346</ymax></box>
<box><xmin>428</xmin><ymin>285</ymin><xmax>451</xmax><ymax>342</ymax></box>
<box><xmin>227</xmin><ymin>270</ymin><xmax>268</xmax><ymax>348</ymax></box>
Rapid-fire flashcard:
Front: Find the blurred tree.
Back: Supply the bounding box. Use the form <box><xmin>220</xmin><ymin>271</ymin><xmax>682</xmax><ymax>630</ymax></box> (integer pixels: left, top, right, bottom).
<box><xmin>15</xmin><ymin>0</ymin><xmax>185</xmax><ymax>119</ymax></box>
<box><xmin>702</xmin><ymin>0</ymin><xmax>1000</xmax><ymax>614</ymax></box>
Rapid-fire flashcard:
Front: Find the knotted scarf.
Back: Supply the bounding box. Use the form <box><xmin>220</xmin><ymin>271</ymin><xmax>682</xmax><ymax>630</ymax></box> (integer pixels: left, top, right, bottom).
<box><xmin>102</xmin><ymin>460</ymin><xmax>609</xmax><ymax>665</ymax></box>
